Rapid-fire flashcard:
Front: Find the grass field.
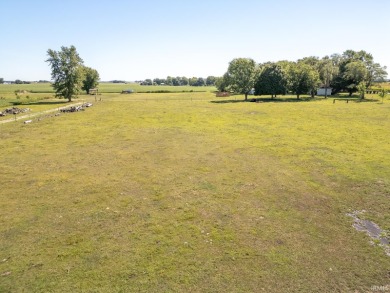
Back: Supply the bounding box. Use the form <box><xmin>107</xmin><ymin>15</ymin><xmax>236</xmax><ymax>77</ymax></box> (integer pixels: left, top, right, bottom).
<box><xmin>0</xmin><ymin>91</ymin><xmax>389</xmax><ymax>292</ymax></box>
<box><xmin>0</xmin><ymin>83</ymin><xmax>216</xmax><ymax>109</ymax></box>
<box><xmin>0</xmin><ymin>83</ymin><xmax>216</xmax><ymax>95</ymax></box>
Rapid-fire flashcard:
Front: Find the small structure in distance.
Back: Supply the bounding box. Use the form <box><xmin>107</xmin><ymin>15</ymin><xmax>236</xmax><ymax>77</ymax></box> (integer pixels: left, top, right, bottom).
<box><xmin>317</xmin><ymin>87</ymin><xmax>333</xmax><ymax>96</ymax></box>
<box><xmin>89</xmin><ymin>88</ymin><xmax>100</xmax><ymax>101</ymax></box>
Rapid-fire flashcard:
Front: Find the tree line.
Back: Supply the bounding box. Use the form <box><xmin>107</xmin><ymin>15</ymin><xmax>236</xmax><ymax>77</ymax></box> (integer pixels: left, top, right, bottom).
<box><xmin>0</xmin><ymin>79</ymin><xmax>52</xmax><ymax>84</ymax></box>
<box><xmin>44</xmin><ymin>46</ymin><xmax>387</xmax><ymax>103</ymax></box>
<box><xmin>216</xmin><ymin>50</ymin><xmax>388</xmax><ymax>100</ymax></box>
<box><xmin>139</xmin><ymin>76</ymin><xmax>217</xmax><ymax>86</ymax></box>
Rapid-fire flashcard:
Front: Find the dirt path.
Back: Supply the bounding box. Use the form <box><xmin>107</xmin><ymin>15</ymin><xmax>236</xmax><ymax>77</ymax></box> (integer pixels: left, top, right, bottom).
<box><xmin>0</xmin><ymin>102</ymin><xmax>84</xmax><ymax>124</ymax></box>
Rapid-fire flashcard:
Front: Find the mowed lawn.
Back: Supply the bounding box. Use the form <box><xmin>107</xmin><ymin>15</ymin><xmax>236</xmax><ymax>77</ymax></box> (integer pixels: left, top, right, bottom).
<box><xmin>0</xmin><ymin>92</ymin><xmax>389</xmax><ymax>292</ymax></box>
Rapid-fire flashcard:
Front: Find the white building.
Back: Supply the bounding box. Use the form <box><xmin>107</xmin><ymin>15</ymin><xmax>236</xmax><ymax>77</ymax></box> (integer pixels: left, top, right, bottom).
<box><xmin>317</xmin><ymin>88</ymin><xmax>332</xmax><ymax>96</ymax></box>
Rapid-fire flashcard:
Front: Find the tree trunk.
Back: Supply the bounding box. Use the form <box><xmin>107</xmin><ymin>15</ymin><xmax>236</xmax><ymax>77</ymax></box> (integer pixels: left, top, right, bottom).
<box><xmin>297</xmin><ymin>94</ymin><xmax>300</xmax><ymax>99</ymax></box>
<box><xmin>245</xmin><ymin>93</ymin><xmax>248</xmax><ymax>101</ymax></box>
<box><xmin>325</xmin><ymin>87</ymin><xmax>328</xmax><ymax>99</ymax></box>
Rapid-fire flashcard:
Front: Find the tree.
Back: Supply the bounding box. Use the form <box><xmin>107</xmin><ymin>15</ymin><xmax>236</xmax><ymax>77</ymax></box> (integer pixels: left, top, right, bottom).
<box><xmin>206</xmin><ymin>76</ymin><xmax>217</xmax><ymax>86</ymax></box>
<box><xmin>172</xmin><ymin>77</ymin><xmax>180</xmax><ymax>86</ymax></box>
<box><xmin>166</xmin><ymin>76</ymin><xmax>173</xmax><ymax>86</ymax></box>
<box><xmin>194</xmin><ymin>77</ymin><xmax>205</xmax><ymax>86</ymax></box>
<box><xmin>0</xmin><ymin>78</ymin><xmax>4</xmax><ymax>84</ymax></box>
<box><xmin>378</xmin><ymin>88</ymin><xmax>386</xmax><ymax>104</ymax></box>
<box><xmin>81</xmin><ymin>66</ymin><xmax>100</xmax><ymax>94</ymax></box>
<box><xmin>287</xmin><ymin>62</ymin><xmax>320</xmax><ymax>99</ymax></box>
<box><xmin>298</xmin><ymin>57</ymin><xmax>321</xmax><ymax>98</ymax></box>
<box><xmin>319</xmin><ymin>57</ymin><xmax>339</xmax><ymax>98</ymax></box>
<box><xmin>153</xmin><ymin>78</ymin><xmax>161</xmax><ymax>85</ymax></box>
<box><xmin>46</xmin><ymin>45</ymin><xmax>84</xmax><ymax>102</ymax></box>
<box><xmin>180</xmin><ymin>76</ymin><xmax>189</xmax><ymax>86</ymax></box>
<box><xmin>215</xmin><ymin>73</ymin><xmax>230</xmax><ymax>92</ymax></box>
<box><xmin>225</xmin><ymin>58</ymin><xmax>257</xmax><ymax>100</ymax></box>
<box><xmin>357</xmin><ymin>82</ymin><xmax>366</xmax><ymax>99</ymax></box>
<box><xmin>141</xmin><ymin>79</ymin><xmax>153</xmax><ymax>85</ymax></box>
<box><xmin>189</xmin><ymin>77</ymin><xmax>198</xmax><ymax>86</ymax></box>
<box><xmin>332</xmin><ymin>50</ymin><xmax>387</xmax><ymax>95</ymax></box>
<box><xmin>254</xmin><ymin>62</ymin><xmax>287</xmax><ymax>98</ymax></box>
<box><xmin>343</xmin><ymin>61</ymin><xmax>368</xmax><ymax>96</ymax></box>
<box><xmin>366</xmin><ymin>62</ymin><xmax>387</xmax><ymax>87</ymax></box>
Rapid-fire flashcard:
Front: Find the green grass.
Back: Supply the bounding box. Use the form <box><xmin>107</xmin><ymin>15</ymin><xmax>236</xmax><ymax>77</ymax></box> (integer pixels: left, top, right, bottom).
<box><xmin>0</xmin><ymin>83</ymin><xmax>54</xmax><ymax>94</ymax></box>
<box><xmin>0</xmin><ymin>92</ymin><xmax>389</xmax><ymax>292</ymax></box>
<box><xmin>0</xmin><ymin>83</ymin><xmax>216</xmax><ymax>95</ymax></box>
<box><xmin>97</xmin><ymin>83</ymin><xmax>216</xmax><ymax>93</ymax></box>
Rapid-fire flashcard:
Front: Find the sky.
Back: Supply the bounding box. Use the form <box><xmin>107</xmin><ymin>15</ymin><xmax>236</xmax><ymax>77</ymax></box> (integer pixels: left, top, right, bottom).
<box><xmin>0</xmin><ymin>0</ymin><xmax>389</xmax><ymax>81</ymax></box>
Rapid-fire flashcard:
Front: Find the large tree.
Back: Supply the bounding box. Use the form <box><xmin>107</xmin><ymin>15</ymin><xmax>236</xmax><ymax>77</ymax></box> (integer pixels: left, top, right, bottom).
<box><xmin>343</xmin><ymin>61</ymin><xmax>368</xmax><ymax>96</ymax></box>
<box><xmin>332</xmin><ymin>50</ymin><xmax>387</xmax><ymax>95</ymax></box>
<box><xmin>81</xmin><ymin>66</ymin><xmax>100</xmax><ymax>94</ymax></box>
<box><xmin>298</xmin><ymin>57</ymin><xmax>321</xmax><ymax>98</ymax></box>
<box><xmin>287</xmin><ymin>62</ymin><xmax>320</xmax><ymax>99</ymax></box>
<box><xmin>0</xmin><ymin>78</ymin><xmax>4</xmax><ymax>84</ymax></box>
<box><xmin>206</xmin><ymin>76</ymin><xmax>217</xmax><ymax>86</ymax></box>
<box><xmin>188</xmin><ymin>77</ymin><xmax>198</xmax><ymax>86</ymax></box>
<box><xmin>215</xmin><ymin>72</ymin><xmax>230</xmax><ymax>92</ymax></box>
<box><xmin>319</xmin><ymin>57</ymin><xmax>339</xmax><ymax>98</ymax></box>
<box><xmin>365</xmin><ymin>62</ymin><xmax>387</xmax><ymax>88</ymax></box>
<box><xmin>225</xmin><ymin>58</ymin><xmax>258</xmax><ymax>100</ymax></box>
<box><xmin>180</xmin><ymin>76</ymin><xmax>189</xmax><ymax>86</ymax></box>
<box><xmin>46</xmin><ymin>45</ymin><xmax>84</xmax><ymax>102</ymax></box>
<box><xmin>254</xmin><ymin>62</ymin><xmax>287</xmax><ymax>98</ymax></box>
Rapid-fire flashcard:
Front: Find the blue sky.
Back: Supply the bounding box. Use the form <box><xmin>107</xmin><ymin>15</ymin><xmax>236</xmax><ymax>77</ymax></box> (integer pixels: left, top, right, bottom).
<box><xmin>1</xmin><ymin>0</ymin><xmax>389</xmax><ymax>81</ymax></box>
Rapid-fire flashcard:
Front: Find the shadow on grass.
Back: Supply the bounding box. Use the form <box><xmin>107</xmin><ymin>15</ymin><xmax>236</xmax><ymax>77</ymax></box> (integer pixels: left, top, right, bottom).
<box><xmin>211</xmin><ymin>96</ymin><xmax>381</xmax><ymax>104</ymax></box>
<box><xmin>24</xmin><ymin>100</ymin><xmax>76</xmax><ymax>106</ymax></box>
<box><xmin>211</xmin><ymin>97</ymin><xmax>318</xmax><ymax>104</ymax></box>
<box><xmin>5</xmin><ymin>99</ymin><xmax>74</xmax><ymax>107</ymax></box>
<box><xmin>333</xmin><ymin>97</ymin><xmax>380</xmax><ymax>103</ymax></box>
<box><xmin>357</xmin><ymin>98</ymin><xmax>380</xmax><ymax>103</ymax></box>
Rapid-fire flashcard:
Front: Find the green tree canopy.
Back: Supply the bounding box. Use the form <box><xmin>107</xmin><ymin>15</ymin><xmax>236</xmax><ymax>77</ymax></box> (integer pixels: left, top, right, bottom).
<box><xmin>332</xmin><ymin>50</ymin><xmax>387</xmax><ymax>95</ymax></box>
<box><xmin>287</xmin><ymin>62</ymin><xmax>320</xmax><ymax>99</ymax></box>
<box><xmin>366</xmin><ymin>62</ymin><xmax>387</xmax><ymax>87</ymax></box>
<box><xmin>225</xmin><ymin>58</ymin><xmax>257</xmax><ymax>100</ymax></box>
<box><xmin>319</xmin><ymin>57</ymin><xmax>339</xmax><ymax>98</ymax></box>
<box><xmin>206</xmin><ymin>76</ymin><xmax>217</xmax><ymax>86</ymax></box>
<box><xmin>215</xmin><ymin>73</ymin><xmax>230</xmax><ymax>92</ymax></box>
<box><xmin>81</xmin><ymin>66</ymin><xmax>100</xmax><ymax>94</ymax></box>
<box><xmin>180</xmin><ymin>76</ymin><xmax>189</xmax><ymax>86</ymax></box>
<box><xmin>343</xmin><ymin>61</ymin><xmax>368</xmax><ymax>96</ymax></box>
<box><xmin>46</xmin><ymin>45</ymin><xmax>84</xmax><ymax>102</ymax></box>
<box><xmin>254</xmin><ymin>62</ymin><xmax>287</xmax><ymax>98</ymax></box>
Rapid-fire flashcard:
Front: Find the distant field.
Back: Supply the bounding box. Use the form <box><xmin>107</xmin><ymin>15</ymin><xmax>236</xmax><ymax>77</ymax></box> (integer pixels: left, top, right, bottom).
<box><xmin>0</xmin><ymin>83</ymin><xmax>217</xmax><ymax>95</ymax></box>
<box><xmin>0</xmin><ymin>83</ymin><xmax>54</xmax><ymax>94</ymax></box>
<box><xmin>0</xmin><ymin>91</ymin><xmax>389</xmax><ymax>292</ymax></box>
<box><xmin>97</xmin><ymin>83</ymin><xmax>216</xmax><ymax>93</ymax></box>
<box><xmin>0</xmin><ymin>83</ymin><xmax>217</xmax><ymax>109</ymax></box>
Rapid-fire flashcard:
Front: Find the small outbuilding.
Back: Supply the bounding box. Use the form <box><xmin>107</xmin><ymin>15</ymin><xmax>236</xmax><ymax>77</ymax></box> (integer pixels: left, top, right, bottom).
<box><xmin>317</xmin><ymin>87</ymin><xmax>332</xmax><ymax>96</ymax></box>
<box><xmin>89</xmin><ymin>88</ymin><xmax>98</xmax><ymax>95</ymax></box>
<box><xmin>121</xmin><ymin>89</ymin><xmax>134</xmax><ymax>94</ymax></box>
